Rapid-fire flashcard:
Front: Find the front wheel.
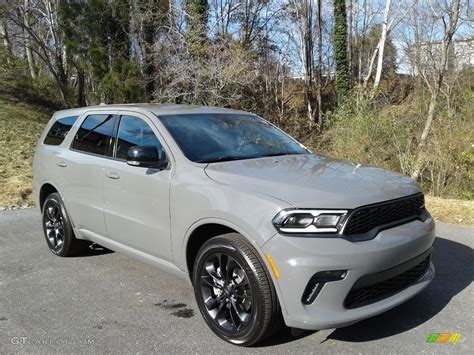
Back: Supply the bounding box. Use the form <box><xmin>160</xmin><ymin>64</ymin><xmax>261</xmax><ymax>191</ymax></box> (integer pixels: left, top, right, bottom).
<box><xmin>192</xmin><ymin>233</ymin><xmax>282</xmax><ymax>346</ymax></box>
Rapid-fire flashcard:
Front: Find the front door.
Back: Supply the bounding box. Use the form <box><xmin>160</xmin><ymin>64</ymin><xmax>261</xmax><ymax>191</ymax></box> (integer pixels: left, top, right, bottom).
<box><xmin>102</xmin><ymin>113</ymin><xmax>172</xmax><ymax>261</ymax></box>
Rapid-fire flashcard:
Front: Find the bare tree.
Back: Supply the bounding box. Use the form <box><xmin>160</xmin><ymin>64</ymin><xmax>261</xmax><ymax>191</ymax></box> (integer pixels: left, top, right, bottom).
<box><xmin>286</xmin><ymin>0</ymin><xmax>317</xmax><ymax>126</ymax></box>
<box><xmin>7</xmin><ymin>0</ymin><xmax>71</xmax><ymax>103</ymax></box>
<box><xmin>23</xmin><ymin>0</ymin><xmax>36</xmax><ymax>79</ymax></box>
<box><xmin>361</xmin><ymin>0</ymin><xmax>413</xmax><ymax>90</ymax></box>
<box><xmin>408</xmin><ymin>0</ymin><xmax>464</xmax><ymax>180</ymax></box>
<box><xmin>372</xmin><ymin>0</ymin><xmax>392</xmax><ymax>89</ymax></box>
<box><xmin>210</xmin><ymin>0</ymin><xmax>239</xmax><ymax>37</ymax></box>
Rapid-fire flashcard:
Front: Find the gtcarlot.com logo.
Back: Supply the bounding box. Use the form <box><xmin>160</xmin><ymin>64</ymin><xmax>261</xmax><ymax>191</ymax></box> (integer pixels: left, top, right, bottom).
<box><xmin>10</xmin><ymin>336</ymin><xmax>94</xmax><ymax>345</ymax></box>
<box><xmin>426</xmin><ymin>333</ymin><xmax>462</xmax><ymax>344</ymax></box>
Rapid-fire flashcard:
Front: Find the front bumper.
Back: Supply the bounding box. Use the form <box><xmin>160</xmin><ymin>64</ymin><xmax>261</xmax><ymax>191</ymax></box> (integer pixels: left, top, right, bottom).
<box><xmin>262</xmin><ymin>216</ymin><xmax>436</xmax><ymax>330</ymax></box>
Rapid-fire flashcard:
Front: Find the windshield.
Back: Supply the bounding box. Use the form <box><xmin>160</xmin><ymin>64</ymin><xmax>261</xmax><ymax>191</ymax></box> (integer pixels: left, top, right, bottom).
<box><xmin>158</xmin><ymin>113</ymin><xmax>308</xmax><ymax>163</ymax></box>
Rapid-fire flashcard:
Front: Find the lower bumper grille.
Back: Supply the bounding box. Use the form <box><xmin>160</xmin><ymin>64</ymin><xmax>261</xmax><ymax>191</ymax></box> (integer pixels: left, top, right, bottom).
<box><xmin>344</xmin><ymin>248</ymin><xmax>432</xmax><ymax>309</ymax></box>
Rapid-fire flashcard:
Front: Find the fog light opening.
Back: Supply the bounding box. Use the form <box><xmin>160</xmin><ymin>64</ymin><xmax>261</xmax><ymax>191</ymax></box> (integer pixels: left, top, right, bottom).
<box><xmin>301</xmin><ymin>270</ymin><xmax>347</xmax><ymax>305</ymax></box>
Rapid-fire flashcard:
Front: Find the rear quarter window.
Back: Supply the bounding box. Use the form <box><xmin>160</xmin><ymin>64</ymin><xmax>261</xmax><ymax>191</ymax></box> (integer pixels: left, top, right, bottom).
<box><xmin>43</xmin><ymin>116</ymin><xmax>79</xmax><ymax>146</ymax></box>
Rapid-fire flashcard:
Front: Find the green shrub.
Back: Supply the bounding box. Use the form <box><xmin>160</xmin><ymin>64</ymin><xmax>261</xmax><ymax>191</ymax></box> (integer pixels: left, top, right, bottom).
<box><xmin>310</xmin><ymin>86</ymin><xmax>473</xmax><ymax>199</ymax></box>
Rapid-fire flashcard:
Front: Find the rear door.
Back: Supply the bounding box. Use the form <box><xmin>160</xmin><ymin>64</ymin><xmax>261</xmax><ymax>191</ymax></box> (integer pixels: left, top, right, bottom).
<box><xmin>102</xmin><ymin>111</ymin><xmax>173</xmax><ymax>260</ymax></box>
<box><xmin>60</xmin><ymin>111</ymin><xmax>118</xmax><ymax>236</ymax></box>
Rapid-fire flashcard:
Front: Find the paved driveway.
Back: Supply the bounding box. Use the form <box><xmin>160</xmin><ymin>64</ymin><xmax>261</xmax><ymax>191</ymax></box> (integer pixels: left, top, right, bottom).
<box><xmin>0</xmin><ymin>208</ymin><xmax>472</xmax><ymax>353</ymax></box>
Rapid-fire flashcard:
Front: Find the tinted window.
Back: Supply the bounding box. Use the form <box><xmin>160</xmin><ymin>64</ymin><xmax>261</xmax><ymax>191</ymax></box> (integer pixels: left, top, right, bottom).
<box><xmin>158</xmin><ymin>114</ymin><xmax>307</xmax><ymax>163</ymax></box>
<box><xmin>43</xmin><ymin>116</ymin><xmax>78</xmax><ymax>146</ymax></box>
<box><xmin>115</xmin><ymin>115</ymin><xmax>164</xmax><ymax>160</ymax></box>
<box><xmin>72</xmin><ymin>114</ymin><xmax>116</xmax><ymax>156</ymax></box>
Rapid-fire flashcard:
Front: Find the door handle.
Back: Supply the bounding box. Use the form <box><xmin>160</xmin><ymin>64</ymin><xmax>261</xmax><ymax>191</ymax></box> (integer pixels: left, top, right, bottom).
<box><xmin>56</xmin><ymin>161</ymin><xmax>67</xmax><ymax>167</ymax></box>
<box><xmin>106</xmin><ymin>172</ymin><xmax>120</xmax><ymax>179</ymax></box>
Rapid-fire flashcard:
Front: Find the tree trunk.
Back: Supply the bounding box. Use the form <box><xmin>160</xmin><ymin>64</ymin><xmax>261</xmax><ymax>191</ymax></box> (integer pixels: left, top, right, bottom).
<box><xmin>373</xmin><ymin>0</ymin><xmax>392</xmax><ymax>90</ymax></box>
<box><xmin>363</xmin><ymin>43</ymin><xmax>379</xmax><ymax>86</ymax></box>
<box><xmin>77</xmin><ymin>67</ymin><xmax>86</xmax><ymax>107</ymax></box>
<box><xmin>0</xmin><ymin>21</ymin><xmax>12</xmax><ymax>59</ymax></box>
<box><xmin>348</xmin><ymin>0</ymin><xmax>353</xmax><ymax>87</ymax></box>
<box><xmin>303</xmin><ymin>0</ymin><xmax>315</xmax><ymax>126</ymax></box>
<box><xmin>23</xmin><ymin>0</ymin><xmax>36</xmax><ymax>79</ymax></box>
<box><xmin>316</xmin><ymin>0</ymin><xmax>323</xmax><ymax>129</ymax></box>
<box><xmin>333</xmin><ymin>0</ymin><xmax>349</xmax><ymax>104</ymax></box>
<box><xmin>358</xmin><ymin>0</ymin><xmax>368</xmax><ymax>84</ymax></box>
<box><xmin>411</xmin><ymin>87</ymin><xmax>439</xmax><ymax>180</ymax></box>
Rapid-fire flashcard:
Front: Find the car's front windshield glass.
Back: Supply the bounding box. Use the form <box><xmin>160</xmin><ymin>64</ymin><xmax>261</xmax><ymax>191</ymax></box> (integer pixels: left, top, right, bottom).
<box><xmin>158</xmin><ymin>113</ymin><xmax>309</xmax><ymax>163</ymax></box>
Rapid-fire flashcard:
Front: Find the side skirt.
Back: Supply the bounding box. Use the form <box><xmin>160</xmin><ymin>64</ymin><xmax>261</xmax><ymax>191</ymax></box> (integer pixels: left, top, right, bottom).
<box><xmin>75</xmin><ymin>228</ymin><xmax>191</xmax><ymax>284</ymax></box>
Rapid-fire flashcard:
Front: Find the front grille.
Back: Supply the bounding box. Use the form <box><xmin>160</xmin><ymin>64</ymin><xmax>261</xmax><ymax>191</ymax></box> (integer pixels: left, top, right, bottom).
<box><xmin>344</xmin><ymin>250</ymin><xmax>431</xmax><ymax>309</ymax></box>
<box><xmin>343</xmin><ymin>193</ymin><xmax>425</xmax><ymax>236</ymax></box>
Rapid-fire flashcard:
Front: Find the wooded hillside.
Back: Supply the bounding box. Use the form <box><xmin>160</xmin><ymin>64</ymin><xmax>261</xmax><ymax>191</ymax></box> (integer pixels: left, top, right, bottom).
<box><xmin>0</xmin><ymin>0</ymin><xmax>472</xmax><ymax>200</ymax></box>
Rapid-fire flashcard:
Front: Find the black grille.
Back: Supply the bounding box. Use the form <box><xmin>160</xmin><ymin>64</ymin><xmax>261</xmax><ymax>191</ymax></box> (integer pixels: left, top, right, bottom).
<box><xmin>344</xmin><ymin>251</ymin><xmax>431</xmax><ymax>309</ymax></box>
<box><xmin>343</xmin><ymin>193</ymin><xmax>425</xmax><ymax>236</ymax></box>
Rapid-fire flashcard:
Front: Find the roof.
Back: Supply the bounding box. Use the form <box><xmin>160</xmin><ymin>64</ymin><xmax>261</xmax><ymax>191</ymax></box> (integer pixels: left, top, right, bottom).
<box><xmin>54</xmin><ymin>103</ymin><xmax>248</xmax><ymax>118</ymax></box>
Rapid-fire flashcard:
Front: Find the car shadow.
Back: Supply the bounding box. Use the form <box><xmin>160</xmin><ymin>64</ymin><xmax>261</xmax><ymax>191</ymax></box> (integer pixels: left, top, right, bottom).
<box><xmin>258</xmin><ymin>236</ymin><xmax>472</xmax><ymax>346</ymax></box>
<box><xmin>73</xmin><ymin>242</ymin><xmax>114</xmax><ymax>257</ymax></box>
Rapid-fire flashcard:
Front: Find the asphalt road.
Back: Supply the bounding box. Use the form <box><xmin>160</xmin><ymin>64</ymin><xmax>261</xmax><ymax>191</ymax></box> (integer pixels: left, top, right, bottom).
<box><xmin>0</xmin><ymin>208</ymin><xmax>472</xmax><ymax>354</ymax></box>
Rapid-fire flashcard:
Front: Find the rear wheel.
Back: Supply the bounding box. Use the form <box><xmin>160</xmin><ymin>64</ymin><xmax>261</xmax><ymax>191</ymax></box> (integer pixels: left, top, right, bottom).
<box><xmin>192</xmin><ymin>233</ymin><xmax>282</xmax><ymax>346</ymax></box>
<box><xmin>42</xmin><ymin>193</ymin><xmax>87</xmax><ymax>256</ymax></box>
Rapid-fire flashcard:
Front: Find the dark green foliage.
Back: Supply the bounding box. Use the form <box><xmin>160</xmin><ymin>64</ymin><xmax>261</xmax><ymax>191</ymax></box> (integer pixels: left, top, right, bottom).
<box><xmin>185</xmin><ymin>0</ymin><xmax>209</xmax><ymax>56</ymax></box>
<box><xmin>138</xmin><ymin>0</ymin><xmax>170</xmax><ymax>100</ymax></box>
<box><xmin>333</xmin><ymin>0</ymin><xmax>349</xmax><ymax>104</ymax></box>
<box><xmin>59</xmin><ymin>0</ymin><xmax>144</xmax><ymax>104</ymax></box>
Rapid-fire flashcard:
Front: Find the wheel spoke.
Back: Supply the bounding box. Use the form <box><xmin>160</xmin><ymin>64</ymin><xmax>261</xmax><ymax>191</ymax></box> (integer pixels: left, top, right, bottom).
<box><xmin>226</xmin><ymin>258</ymin><xmax>236</xmax><ymax>280</ymax></box>
<box><xmin>205</xmin><ymin>260</ymin><xmax>222</xmax><ymax>284</ymax></box>
<box><xmin>229</xmin><ymin>301</ymin><xmax>239</xmax><ymax>330</ymax></box>
<box><xmin>201</xmin><ymin>275</ymin><xmax>221</xmax><ymax>289</ymax></box>
<box><xmin>54</xmin><ymin>228</ymin><xmax>60</xmax><ymax>246</ymax></box>
<box><xmin>234</xmin><ymin>277</ymin><xmax>250</xmax><ymax>289</ymax></box>
<box><xmin>217</xmin><ymin>253</ymin><xmax>227</xmax><ymax>281</ymax></box>
<box><xmin>231</xmin><ymin>298</ymin><xmax>250</xmax><ymax>324</ymax></box>
<box><xmin>211</xmin><ymin>301</ymin><xmax>226</xmax><ymax>320</ymax></box>
<box><xmin>46</xmin><ymin>206</ymin><xmax>55</xmax><ymax>221</ymax></box>
<box><xmin>204</xmin><ymin>295</ymin><xmax>221</xmax><ymax>310</ymax></box>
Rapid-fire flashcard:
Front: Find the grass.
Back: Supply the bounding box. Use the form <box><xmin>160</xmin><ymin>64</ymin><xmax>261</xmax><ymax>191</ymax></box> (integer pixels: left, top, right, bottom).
<box><xmin>426</xmin><ymin>196</ymin><xmax>474</xmax><ymax>227</ymax></box>
<box><xmin>0</xmin><ymin>99</ymin><xmax>472</xmax><ymax>228</ymax></box>
<box><xmin>0</xmin><ymin>99</ymin><xmax>50</xmax><ymax>207</ymax></box>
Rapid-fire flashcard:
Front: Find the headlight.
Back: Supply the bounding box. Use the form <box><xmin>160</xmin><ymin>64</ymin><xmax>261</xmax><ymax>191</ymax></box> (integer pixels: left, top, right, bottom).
<box><xmin>272</xmin><ymin>209</ymin><xmax>348</xmax><ymax>234</ymax></box>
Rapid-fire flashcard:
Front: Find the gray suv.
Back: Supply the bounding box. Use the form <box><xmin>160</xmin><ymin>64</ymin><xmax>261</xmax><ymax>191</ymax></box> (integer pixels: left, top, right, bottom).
<box><xmin>33</xmin><ymin>104</ymin><xmax>435</xmax><ymax>346</ymax></box>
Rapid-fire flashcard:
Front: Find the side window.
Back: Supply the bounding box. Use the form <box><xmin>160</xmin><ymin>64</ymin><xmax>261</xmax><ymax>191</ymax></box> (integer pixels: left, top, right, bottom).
<box><xmin>115</xmin><ymin>115</ymin><xmax>164</xmax><ymax>160</ymax></box>
<box><xmin>43</xmin><ymin>116</ymin><xmax>78</xmax><ymax>146</ymax></box>
<box><xmin>72</xmin><ymin>114</ymin><xmax>116</xmax><ymax>157</ymax></box>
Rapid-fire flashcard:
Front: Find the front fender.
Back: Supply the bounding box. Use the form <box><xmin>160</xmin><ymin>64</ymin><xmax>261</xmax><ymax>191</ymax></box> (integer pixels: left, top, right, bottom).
<box><xmin>170</xmin><ymin>177</ymin><xmax>290</xmax><ymax>273</ymax></box>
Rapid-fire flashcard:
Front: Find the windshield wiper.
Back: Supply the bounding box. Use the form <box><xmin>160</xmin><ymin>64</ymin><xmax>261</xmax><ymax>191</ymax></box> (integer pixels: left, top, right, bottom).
<box><xmin>259</xmin><ymin>152</ymin><xmax>305</xmax><ymax>158</ymax></box>
<box><xmin>197</xmin><ymin>156</ymin><xmax>248</xmax><ymax>163</ymax></box>
<box><xmin>198</xmin><ymin>152</ymin><xmax>304</xmax><ymax>164</ymax></box>
<box><xmin>259</xmin><ymin>152</ymin><xmax>290</xmax><ymax>158</ymax></box>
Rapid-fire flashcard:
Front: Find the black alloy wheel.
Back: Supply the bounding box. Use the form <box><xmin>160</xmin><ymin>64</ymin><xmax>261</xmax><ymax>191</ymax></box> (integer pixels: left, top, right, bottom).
<box><xmin>193</xmin><ymin>233</ymin><xmax>282</xmax><ymax>346</ymax></box>
<box><xmin>42</xmin><ymin>192</ymin><xmax>87</xmax><ymax>256</ymax></box>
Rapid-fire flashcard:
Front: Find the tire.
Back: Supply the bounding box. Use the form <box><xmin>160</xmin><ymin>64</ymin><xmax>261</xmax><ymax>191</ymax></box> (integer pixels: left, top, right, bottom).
<box><xmin>42</xmin><ymin>192</ymin><xmax>88</xmax><ymax>257</ymax></box>
<box><xmin>192</xmin><ymin>233</ymin><xmax>282</xmax><ymax>346</ymax></box>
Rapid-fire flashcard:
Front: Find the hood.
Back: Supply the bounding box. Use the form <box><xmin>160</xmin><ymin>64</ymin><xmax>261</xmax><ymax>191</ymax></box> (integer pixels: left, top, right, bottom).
<box><xmin>204</xmin><ymin>154</ymin><xmax>420</xmax><ymax>209</ymax></box>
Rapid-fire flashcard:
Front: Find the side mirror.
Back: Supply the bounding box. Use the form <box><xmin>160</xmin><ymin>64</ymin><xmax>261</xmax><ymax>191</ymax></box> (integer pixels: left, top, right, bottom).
<box><xmin>127</xmin><ymin>146</ymin><xmax>168</xmax><ymax>169</ymax></box>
